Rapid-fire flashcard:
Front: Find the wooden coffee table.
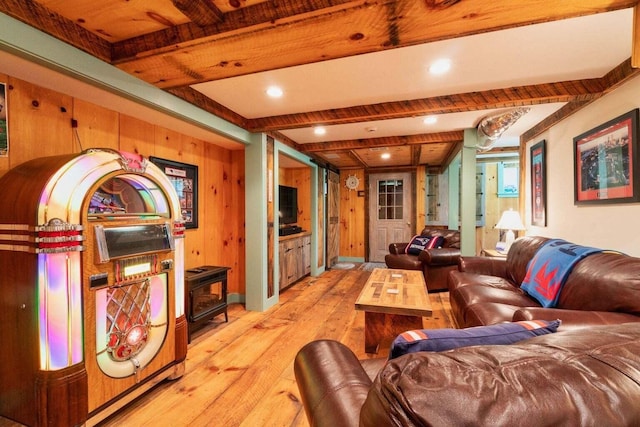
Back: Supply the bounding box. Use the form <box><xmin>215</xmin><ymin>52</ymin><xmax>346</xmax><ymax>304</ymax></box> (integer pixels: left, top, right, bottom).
<box><xmin>355</xmin><ymin>268</ymin><xmax>432</xmax><ymax>354</ymax></box>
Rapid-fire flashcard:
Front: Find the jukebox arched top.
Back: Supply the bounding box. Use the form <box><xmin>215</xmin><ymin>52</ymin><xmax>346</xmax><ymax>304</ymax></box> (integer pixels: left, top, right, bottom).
<box><xmin>87</xmin><ymin>174</ymin><xmax>170</xmax><ymax>218</ymax></box>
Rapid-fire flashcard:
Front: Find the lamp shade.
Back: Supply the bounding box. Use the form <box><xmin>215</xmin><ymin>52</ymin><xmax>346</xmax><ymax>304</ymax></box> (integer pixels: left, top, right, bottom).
<box><xmin>495</xmin><ymin>209</ymin><xmax>525</xmax><ymax>231</ymax></box>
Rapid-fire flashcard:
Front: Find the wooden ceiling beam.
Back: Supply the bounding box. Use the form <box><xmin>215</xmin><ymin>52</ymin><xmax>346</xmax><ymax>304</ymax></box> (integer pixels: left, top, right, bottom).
<box><xmin>347</xmin><ymin>150</ymin><xmax>367</xmax><ymax>169</ymax></box>
<box><xmin>109</xmin><ymin>0</ymin><xmax>637</xmax><ymax>88</ymax></box>
<box><xmin>0</xmin><ymin>0</ymin><xmax>112</xmax><ymax>61</ymax></box>
<box><xmin>522</xmin><ymin>59</ymin><xmax>640</xmax><ymax>141</ymax></box>
<box><xmin>167</xmin><ymin>86</ymin><xmax>248</xmax><ymax>127</ymax></box>
<box><xmin>632</xmin><ymin>5</ymin><xmax>640</xmax><ymax>68</ymax></box>
<box><xmin>301</xmin><ymin>131</ymin><xmax>463</xmax><ymax>153</ymax></box>
<box><xmin>172</xmin><ymin>0</ymin><xmax>224</xmax><ymax>26</ymax></box>
<box><xmin>600</xmin><ymin>58</ymin><xmax>640</xmax><ymax>93</ymax></box>
<box><xmin>247</xmin><ymin>80</ymin><xmax>603</xmax><ymax>132</ymax></box>
<box><xmin>110</xmin><ymin>0</ymin><xmax>365</xmax><ymax>62</ymax></box>
<box><xmin>411</xmin><ymin>145</ymin><xmax>421</xmax><ymax>166</ymax></box>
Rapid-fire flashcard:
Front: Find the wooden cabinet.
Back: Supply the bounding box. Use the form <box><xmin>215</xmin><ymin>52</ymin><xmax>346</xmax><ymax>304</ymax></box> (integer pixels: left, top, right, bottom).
<box><xmin>301</xmin><ymin>234</ymin><xmax>311</xmax><ymax>275</ymax></box>
<box><xmin>279</xmin><ymin>232</ymin><xmax>311</xmax><ymax>290</ymax></box>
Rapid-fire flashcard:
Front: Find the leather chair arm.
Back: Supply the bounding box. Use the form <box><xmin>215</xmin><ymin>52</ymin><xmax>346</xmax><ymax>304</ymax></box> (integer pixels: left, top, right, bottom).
<box><xmin>388</xmin><ymin>242</ymin><xmax>409</xmax><ymax>255</ymax></box>
<box><xmin>458</xmin><ymin>256</ymin><xmax>508</xmax><ymax>277</ymax></box>
<box><xmin>418</xmin><ymin>248</ymin><xmax>461</xmax><ymax>266</ymax></box>
<box><xmin>513</xmin><ymin>308</ymin><xmax>640</xmax><ymax>331</ymax></box>
<box><xmin>294</xmin><ymin>340</ymin><xmax>373</xmax><ymax>427</ymax></box>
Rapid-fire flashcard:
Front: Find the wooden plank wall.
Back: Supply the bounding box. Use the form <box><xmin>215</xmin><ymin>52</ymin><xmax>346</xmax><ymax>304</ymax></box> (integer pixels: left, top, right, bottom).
<box><xmin>0</xmin><ymin>75</ymin><xmax>245</xmax><ymax>295</ymax></box>
<box><xmin>339</xmin><ymin>169</ymin><xmax>365</xmax><ymax>259</ymax></box>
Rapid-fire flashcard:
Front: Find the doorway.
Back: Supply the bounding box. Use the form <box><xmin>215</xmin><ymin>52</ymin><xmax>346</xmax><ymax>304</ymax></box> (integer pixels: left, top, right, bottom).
<box><xmin>368</xmin><ymin>172</ymin><xmax>413</xmax><ymax>262</ymax></box>
<box><xmin>326</xmin><ymin>170</ymin><xmax>340</xmax><ymax>268</ymax></box>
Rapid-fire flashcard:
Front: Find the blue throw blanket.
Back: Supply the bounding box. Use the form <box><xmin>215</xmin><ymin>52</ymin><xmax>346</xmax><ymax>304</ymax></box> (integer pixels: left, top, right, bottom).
<box><xmin>521</xmin><ymin>239</ymin><xmax>602</xmax><ymax>307</ymax></box>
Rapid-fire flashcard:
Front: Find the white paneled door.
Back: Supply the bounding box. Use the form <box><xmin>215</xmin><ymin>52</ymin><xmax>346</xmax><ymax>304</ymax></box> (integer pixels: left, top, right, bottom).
<box><xmin>368</xmin><ymin>172</ymin><xmax>413</xmax><ymax>262</ymax></box>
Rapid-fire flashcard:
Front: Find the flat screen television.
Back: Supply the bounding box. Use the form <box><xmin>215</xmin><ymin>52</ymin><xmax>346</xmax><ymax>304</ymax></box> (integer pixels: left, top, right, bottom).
<box><xmin>279</xmin><ymin>185</ymin><xmax>298</xmax><ymax>225</ymax></box>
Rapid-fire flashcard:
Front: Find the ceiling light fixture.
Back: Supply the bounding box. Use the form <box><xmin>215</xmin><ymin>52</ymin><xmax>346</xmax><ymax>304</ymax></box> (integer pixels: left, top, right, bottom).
<box><xmin>266</xmin><ymin>85</ymin><xmax>283</xmax><ymax>98</ymax></box>
<box><xmin>381</xmin><ymin>152</ymin><xmax>391</xmax><ymax>160</ymax></box>
<box><xmin>314</xmin><ymin>126</ymin><xmax>326</xmax><ymax>136</ymax></box>
<box><xmin>423</xmin><ymin>115</ymin><xmax>437</xmax><ymax>125</ymax></box>
<box><xmin>429</xmin><ymin>58</ymin><xmax>451</xmax><ymax>75</ymax></box>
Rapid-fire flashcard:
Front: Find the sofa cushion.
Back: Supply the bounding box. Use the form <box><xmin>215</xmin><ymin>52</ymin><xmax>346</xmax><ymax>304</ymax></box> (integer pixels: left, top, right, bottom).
<box><xmin>463</xmin><ymin>302</ymin><xmax>528</xmax><ymax>327</ymax></box>
<box><xmin>448</xmin><ymin>271</ymin><xmax>518</xmax><ymax>293</ymax></box>
<box><xmin>418</xmin><ymin>227</ymin><xmax>461</xmax><ymax>249</ymax></box>
<box><xmin>451</xmin><ymin>285</ymin><xmax>539</xmax><ymax>312</ymax></box>
<box><xmin>504</xmin><ymin>235</ymin><xmax>551</xmax><ymax>286</ymax></box>
<box><xmin>405</xmin><ymin>235</ymin><xmax>431</xmax><ymax>255</ymax></box>
<box><xmin>405</xmin><ymin>235</ymin><xmax>445</xmax><ymax>255</ymax></box>
<box><xmin>557</xmin><ymin>252</ymin><xmax>640</xmax><ymax>314</ymax></box>
<box><xmin>389</xmin><ymin>320</ymin><xmax>560</xmax><ymax>359</ymax></box>
<box><xmin>428</xmin><ymin>235</ymin><xmax>444</xmax><ymax>249</ymax></box>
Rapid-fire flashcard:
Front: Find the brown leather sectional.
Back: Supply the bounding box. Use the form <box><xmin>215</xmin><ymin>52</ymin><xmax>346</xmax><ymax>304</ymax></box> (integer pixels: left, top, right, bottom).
<box><xmin>449</xmin><ymin>236</ymin><xmax>640</xmax><ymax>329</ymax></box>
<box><xmin>294</xmin><ymin>323</ymin><xmax>640</xmax><ymax>426</ymax></box>
<box><xmin>295</xmin><ymin>235</ymin><xmax>640</xmax><ymax>425</ymax></box>
<box><xmin>384</xmin><ymin>227</ymin><xmax>461</xmax><ymax>292</ymax></box>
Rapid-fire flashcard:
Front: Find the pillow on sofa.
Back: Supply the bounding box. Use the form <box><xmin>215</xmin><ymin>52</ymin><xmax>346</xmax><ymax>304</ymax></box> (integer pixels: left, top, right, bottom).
<box><xmin>389</xmin><ymin>319</ymin><xmax>561</xmax><ymax>360</ymax></box>
<box><xmin>406</xmin><ymin>235</ymin><xmax>431</xmax><ymax>255</ymax></box>
<box><xmin>405</xmin><ymin>235</ymin><xmax>445</xmax><ymax>255</ymax></box>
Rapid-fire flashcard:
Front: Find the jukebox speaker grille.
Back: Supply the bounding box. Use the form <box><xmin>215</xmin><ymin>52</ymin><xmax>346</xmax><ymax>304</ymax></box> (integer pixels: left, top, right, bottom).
<box><xmin>103</xmin><ymin>280</ymin><xmax>151</xmax><ymax>362</ymax></box>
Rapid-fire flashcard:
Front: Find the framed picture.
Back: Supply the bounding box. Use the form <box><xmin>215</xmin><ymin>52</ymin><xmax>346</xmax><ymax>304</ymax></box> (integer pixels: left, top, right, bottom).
<box><xmin>573</xmin><ymin>109</ymin><xmax>639</xmax><ymax>205</ymax></box>
<box><xmin>530</xmin><ymin>140</ymin><xmax>546</xmax><ymax>226</ymax></box>
<box><xmin>150</xmin><ymin>157</ymin><xmax>198</xmax><ymax>229</ymax></box>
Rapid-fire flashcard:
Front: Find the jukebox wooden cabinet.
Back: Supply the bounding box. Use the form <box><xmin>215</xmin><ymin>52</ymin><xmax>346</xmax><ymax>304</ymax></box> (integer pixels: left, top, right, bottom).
<box><xmin>0</xmin><ymin>149</ymin><xmax>188</xmax><ymax>427</ymax></box>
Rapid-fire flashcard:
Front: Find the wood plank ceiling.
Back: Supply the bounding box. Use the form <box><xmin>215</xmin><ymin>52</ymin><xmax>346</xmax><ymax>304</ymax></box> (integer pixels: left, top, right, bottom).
<box><xmin>1</xmin><ymin>0</ymin><xmax>639</xmax><ymax>170</ymax></box>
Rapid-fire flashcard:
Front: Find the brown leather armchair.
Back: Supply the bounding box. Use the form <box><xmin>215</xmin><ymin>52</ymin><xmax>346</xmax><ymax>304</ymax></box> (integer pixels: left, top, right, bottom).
<box><xmin>384</xmin><ymin>227</ymin><xmax>461</xmax><ymax>292</ymax></box>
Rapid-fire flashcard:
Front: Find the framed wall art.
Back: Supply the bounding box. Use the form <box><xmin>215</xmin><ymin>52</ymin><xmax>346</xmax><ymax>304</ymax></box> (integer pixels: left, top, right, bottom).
<box><xmin>573</xmin><ymin>109</ymin><xmax>639</xmax><ymax>205</ymax></box>
<box><xmin>530</xmin><ymin>140</ymin><xmax>546</xmax><ymax>226</ymax></box>
<box><xmin>150</xmin><ymin>157</ymin><xmax>199</xmax><ymax>229</ymax></box>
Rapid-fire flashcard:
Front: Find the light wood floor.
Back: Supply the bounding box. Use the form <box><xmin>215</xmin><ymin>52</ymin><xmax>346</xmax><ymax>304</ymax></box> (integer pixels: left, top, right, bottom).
<box><xmin>1</xmin><ymin>267</ymin><xmax>454</xmax><ymax>427</ymax></box>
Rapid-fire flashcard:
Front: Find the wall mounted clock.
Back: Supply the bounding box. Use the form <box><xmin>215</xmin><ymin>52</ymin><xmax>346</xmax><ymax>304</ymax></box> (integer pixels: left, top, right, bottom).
<box><xmin>345</xmin><ymin>174</ymin><xmax>360</xmax><ymax>190</ymax></box>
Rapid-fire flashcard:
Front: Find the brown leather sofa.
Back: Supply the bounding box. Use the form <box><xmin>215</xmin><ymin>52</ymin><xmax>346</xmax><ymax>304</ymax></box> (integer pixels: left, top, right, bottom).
<box><xmin>384</xmin><ymin>227</ymin><xmax>461</xmax><ymax>292</ymax></box>
<box><xmin>449</xmin><ymin>235</ymin><xmax>640</xmax><ymax>329</ymax></box>
<box><xmin>294</xmin><ymin>323</ymin><xmax>640</xmax><ymax>426</ymax></box>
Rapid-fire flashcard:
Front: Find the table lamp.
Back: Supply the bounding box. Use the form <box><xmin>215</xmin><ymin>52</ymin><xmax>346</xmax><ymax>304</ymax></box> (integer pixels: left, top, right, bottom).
<box><xmin>495</xmin><ymin>209</ymin><xmax>526</xmax><ymax>252</ymax></box>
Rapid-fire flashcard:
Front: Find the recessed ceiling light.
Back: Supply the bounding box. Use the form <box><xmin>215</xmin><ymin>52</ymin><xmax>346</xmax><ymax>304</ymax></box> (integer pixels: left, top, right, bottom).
<box><xmin>381</xmin><ymin>152</ymin><xmax>391</xmax><ymax>160</ymax></box>
<box><xmin>429</xmin><ymin>59</ymin><xmax>451</xmax><ymax>75</ymax></box>
<box><xmin>423</xmin><ymin>115</ymin><xmax>437</xmax><ymax>125</ymax></box>
<box><xmin>314</xmin><ymin>126</ymin><xmax>326</xmax><ymax>136</ymax></box>
<box><xmin>266</xmin><ymin>85</ymin><xmax>283</xmax><ymax>98</ymax></box>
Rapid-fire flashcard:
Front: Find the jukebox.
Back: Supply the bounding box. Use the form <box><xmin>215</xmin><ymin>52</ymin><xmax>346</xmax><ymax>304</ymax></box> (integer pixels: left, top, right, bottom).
<box><xmin>0</xmin><ymin>149</ymin><xmax>188</xmax><ymax>426</ymax></box>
